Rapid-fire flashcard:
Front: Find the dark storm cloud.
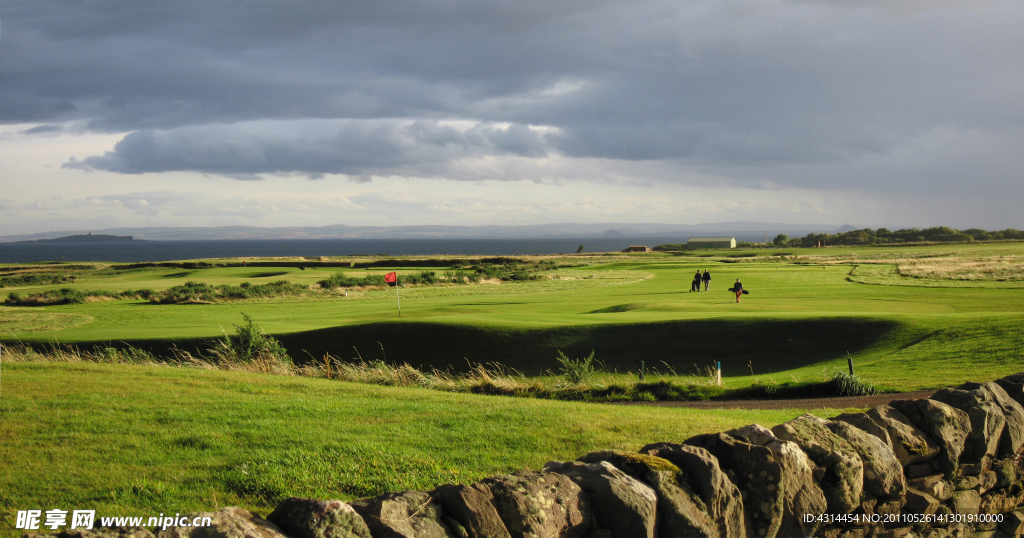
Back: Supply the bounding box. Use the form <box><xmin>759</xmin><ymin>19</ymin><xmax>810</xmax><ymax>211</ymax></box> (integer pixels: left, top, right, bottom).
<box><xmin>22</xmin><ymin>124</ymin><xmax>65</xmax><ymax>135</ymax></box>
<box><xmin>4</xmin><ymin>0</ymin><xmax>1023</xmax><ymax>192</ymax></box>
<box><xmin>63</xmin><ymin>120</ymin><xmax>551</xmax><ymax>178</ymax></box>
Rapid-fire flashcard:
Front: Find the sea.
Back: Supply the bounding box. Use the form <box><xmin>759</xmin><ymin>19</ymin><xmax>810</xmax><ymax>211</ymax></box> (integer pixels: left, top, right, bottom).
<box><xmin>0</xmin><ymin>236</ymin><xmax>690</xmax><ymax>263</ymax></box>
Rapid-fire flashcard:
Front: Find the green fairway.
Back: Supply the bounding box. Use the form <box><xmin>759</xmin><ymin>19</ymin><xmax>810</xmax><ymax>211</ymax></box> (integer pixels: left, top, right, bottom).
<box><xmin>2</xmin><ymin>242</ymin><xmax>1024</xmax><ymax>390</ymax></box>
<box><xmin>0</xmin><ymin>362</ymin><xmax>851</xmax><ymax>534</ymax></box>
<box><xmin>3</xmin><ymin>243</ymin><xmax>1024</xmax><ymax>530</ymax></box>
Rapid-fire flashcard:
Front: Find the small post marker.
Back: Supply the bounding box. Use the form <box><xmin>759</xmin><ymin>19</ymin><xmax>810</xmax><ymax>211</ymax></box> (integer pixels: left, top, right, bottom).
<box><xmin>716</xmin><ymin>361</ymin><xmax>722</xmax><ymax>386</ymax></box>
<box><xmin>847</xmin><ymin>353</ymin><xmax>855</xmax><ymax>376</ymax></box>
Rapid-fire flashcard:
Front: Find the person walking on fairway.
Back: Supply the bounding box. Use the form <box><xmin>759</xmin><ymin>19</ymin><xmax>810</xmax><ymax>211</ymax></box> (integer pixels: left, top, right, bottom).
<box><xmin>702</xmin><ymin>269</ymin><xmax>711</xmax><ymax>291</ymax></box>
<box><xmin>692</xmin><ymin>270</ymin><xmax>702</xmax><ymax>292</ymax></box>
<box><xmin>733</xmin><ymin>279</ymin><xmax>743</xmax><ymax>303</ymax></box>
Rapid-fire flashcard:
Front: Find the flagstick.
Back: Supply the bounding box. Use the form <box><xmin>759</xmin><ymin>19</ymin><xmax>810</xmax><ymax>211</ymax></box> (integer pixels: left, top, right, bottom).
<box><xmin>396</xmin><ymin>278</ymin><xmax>402</xmax><ymax>319</ymax></box>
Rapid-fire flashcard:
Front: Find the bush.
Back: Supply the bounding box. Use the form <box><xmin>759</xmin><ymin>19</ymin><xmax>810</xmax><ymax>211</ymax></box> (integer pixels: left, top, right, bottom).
<box><xmin>209</xmin><ymin>313</ymin><xmax>292</xmax><ymax>368</ymax></box>
<box><xmin>0</xmin><ymin>273</ymin><xmax>76</xmax><ymax>288</ymax></box>
<box><xmin>556</xmin><ymin>350</ymin><xmax>597</xmax><ymax>385</ymax></box>
<box><xmin>152</xmin><ymin>280</ymin><xmax>310</xmax><ymax>304</ymax></box>
<box><xmin>318</xmin><ymin>272</ymin><xmax>386</xmax><ymax>288</ymax></box>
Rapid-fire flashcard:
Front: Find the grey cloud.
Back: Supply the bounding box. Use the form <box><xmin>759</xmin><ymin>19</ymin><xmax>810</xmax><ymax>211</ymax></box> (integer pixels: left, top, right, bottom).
<box><xmin>63</xmin><ymin>120</ymin><xmax>551</xmax><ymax>178</ymax></box>
<box><xmin>4</xmin><ymin>0</ymin><xmax>1023</xmax><ymax>194</ymax></box>
<box><xmin>22</xmin><ymin>124</ymin><xmax>64</xmax><ymax>135</ymax></box>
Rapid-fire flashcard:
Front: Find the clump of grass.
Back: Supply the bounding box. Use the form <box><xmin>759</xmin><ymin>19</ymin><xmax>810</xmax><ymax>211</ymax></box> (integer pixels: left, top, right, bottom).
<box><xmin>829</xmin><ymin>370</ymin><xmax>878</xmax><ymax>396</ymax></box>
<box><xmin>556</xmin><ymin>350</ymin><xmax>597</xmax><ymax>385</ymax></box>
<box><xmin>325</xmin><ymin>358</ymin><xmax>433</xmax><ymax>388</ymax></box>
<box><xmin>310</xmin><ymin>354</ymin><xmax>539</xmax><ymax>395</ymax></box>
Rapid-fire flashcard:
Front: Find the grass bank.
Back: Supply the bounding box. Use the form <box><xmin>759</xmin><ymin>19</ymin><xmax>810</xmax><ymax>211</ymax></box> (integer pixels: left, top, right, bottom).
<box><xmin>0</xmin><ymin>339</ymin><xmax>882</xmax><ymax>403</ymax></box>
<box><xmin>0</xmin><ymin>362</ymin><xmax>853</xmax><ymax>534</ymax></box>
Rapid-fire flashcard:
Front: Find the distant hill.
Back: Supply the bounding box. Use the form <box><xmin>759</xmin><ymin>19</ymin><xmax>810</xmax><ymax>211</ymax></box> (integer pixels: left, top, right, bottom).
<box><xmin>0</xmin><ymin>222</ymin><xmax>860</xmax><ymax>243</ymax></box>
<box><xmin>14</xmin><ymin>233</ymin><xmax>143</xmax><ymax>243</ymax></box>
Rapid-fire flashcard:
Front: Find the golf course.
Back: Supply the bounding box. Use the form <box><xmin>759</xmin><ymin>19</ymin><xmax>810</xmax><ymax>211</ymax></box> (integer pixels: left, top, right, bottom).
<box><xmin>2</xmin><ymin>241</ymin><xmax>1024</xmax><ymax>531</ymax></box>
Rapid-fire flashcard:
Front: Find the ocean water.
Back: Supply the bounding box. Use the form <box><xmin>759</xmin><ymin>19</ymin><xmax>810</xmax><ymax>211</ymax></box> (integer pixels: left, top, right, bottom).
<box><xmin>0</xmin><ymin>236</ymin><xmax>689</xmax><ymax>263</ymax></box>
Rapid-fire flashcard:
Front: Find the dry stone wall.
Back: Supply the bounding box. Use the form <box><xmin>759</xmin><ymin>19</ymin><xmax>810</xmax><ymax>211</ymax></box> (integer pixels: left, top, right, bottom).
<box><xmin>33</xmin><ymin>373</ymin><xmax>1024</xmax><ymax>538</ymax></box>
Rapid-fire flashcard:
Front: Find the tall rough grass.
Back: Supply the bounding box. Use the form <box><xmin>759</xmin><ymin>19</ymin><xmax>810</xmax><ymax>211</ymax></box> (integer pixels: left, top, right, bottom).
<box><xmin>2</xmin><ymin>320</ymin><xmax>880</xmax><ymax>402</ymax></box>
<box><xmin>829</xmin><ymin>370</ymin><xmax>879</xmax><ymax>396</ymax></box>
<box><xmin>0</xmin><ymin>272</ymin><xmax>77</xmax><ymax>288</ymax></box>
<box><xmin>5</xmin><ymin>288</ymin><xmax>156</xmax><ymax>306</ymax></box>
<box><xmin>151</xmin><ymin>281</ymin><xmax>312</xmax><ymax>304</ymax></box>
<box><xmin>1</xmin><ymin>315</ymin><xmax>293</xmax><ymax>375</ymax></box>
<box><xmin>4</xmin><ymin>340</ymin><xmax>740</xmax><ymax>401</ymax></box>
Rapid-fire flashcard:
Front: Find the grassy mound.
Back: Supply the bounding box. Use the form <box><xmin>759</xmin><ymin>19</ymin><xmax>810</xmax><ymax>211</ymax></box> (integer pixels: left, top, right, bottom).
<box><xmin>0</xmin><ymin>362</ymin><xmax>854</xmax><ymax>521</ymax></box>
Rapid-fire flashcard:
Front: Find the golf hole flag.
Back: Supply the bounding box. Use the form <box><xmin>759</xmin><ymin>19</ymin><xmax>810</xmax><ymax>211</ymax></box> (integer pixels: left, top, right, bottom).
<box><xmin>385</xmin><ymin>272</ymin><xmax>401</xmax><ymax>318</ymax></box>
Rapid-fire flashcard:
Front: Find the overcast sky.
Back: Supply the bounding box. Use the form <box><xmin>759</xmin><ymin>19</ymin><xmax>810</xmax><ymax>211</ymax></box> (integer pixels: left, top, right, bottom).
<box><xmin>1</xmin><ymin>0</ymin><xmax>1022</xmax><ymax>234</ymax></box>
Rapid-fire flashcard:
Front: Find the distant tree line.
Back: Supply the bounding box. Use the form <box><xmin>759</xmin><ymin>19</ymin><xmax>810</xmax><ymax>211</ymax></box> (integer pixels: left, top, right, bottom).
<box><xmin>771</xmin><ymin>226</ymin><xmax>1024</xmax><ymax>247</ymax></box>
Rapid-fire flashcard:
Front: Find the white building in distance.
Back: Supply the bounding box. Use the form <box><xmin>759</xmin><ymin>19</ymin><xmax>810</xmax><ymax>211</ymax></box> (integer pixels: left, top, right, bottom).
<box><xmin>687</xmin><ymin>237</ymin><xmax>737</xmax><ymax>249</ymax></box>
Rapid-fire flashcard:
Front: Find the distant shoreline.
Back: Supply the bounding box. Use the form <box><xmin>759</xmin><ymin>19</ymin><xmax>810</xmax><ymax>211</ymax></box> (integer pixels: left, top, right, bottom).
<box><xmin>14</xmin><ymin>233</ymin><xmax>153</xmax><ymax>244</ymax></box>
<box><xmin>0</xmin><ymin>235</ymin><xmax>684</xmax><ymax>263</ymax></box>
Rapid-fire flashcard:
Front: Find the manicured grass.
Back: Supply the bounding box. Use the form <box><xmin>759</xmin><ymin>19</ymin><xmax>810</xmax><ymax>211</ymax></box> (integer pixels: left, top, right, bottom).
<box><xmin>0</xmin><ymin>362</ymin><xmax>851</xmax><ymax>534</ymax></box>
<box><xmin>2</xmin><ymin>244</ymin><xmax>1024</xmax><ymax>391</ymax></box>
<box><xmin>3</xmin><ymin>244</ymin><xmax>1024</xmax><ymax>533</ymax></box>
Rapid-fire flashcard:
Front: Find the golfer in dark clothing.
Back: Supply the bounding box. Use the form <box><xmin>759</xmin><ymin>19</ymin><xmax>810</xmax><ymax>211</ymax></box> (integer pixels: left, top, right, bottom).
<box><xmin>733</xmin><ymin>279</ymin><xmax>743</xmax><ymax>303</ymax></box>
<box><xmin>702</xmin><ymin>269</ymin><xmax>711</xmax><ymax>291</ymax></box>
<box><xmin>693</xmin><ymin>270</ymin><xmax>702</xmax><ymax>292</ymax></box>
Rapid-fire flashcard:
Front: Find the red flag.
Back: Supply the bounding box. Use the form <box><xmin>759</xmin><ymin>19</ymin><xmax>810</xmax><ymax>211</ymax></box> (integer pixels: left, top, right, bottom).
<box><xmin>384</xmin><ymin>271</ymin><xmax>397</xmax><ymax>284</ymax></box>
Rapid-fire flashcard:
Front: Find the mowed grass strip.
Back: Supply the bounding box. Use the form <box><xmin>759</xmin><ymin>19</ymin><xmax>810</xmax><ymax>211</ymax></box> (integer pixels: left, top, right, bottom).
<box><xmin>0</xmin><ymin>362</ymin><xmax>851</xmax><ymax>530</ymax></box>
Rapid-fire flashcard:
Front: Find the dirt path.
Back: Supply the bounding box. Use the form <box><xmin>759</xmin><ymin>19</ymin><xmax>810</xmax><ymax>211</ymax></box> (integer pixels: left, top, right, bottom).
<box><xmin>614</xmin><ymin>390</ymin><xmax>937</xmax><ymax>410</ymax></box>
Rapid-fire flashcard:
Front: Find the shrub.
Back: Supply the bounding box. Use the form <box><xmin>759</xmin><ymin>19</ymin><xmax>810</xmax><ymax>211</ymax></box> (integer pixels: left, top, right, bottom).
<box><xmin>151</xmin><ymin>280</ymin><xmax>309</xmax><ymax>304</ymax></box>
<box><xmin>318</xmin><ymin>272</ymin><xmax>386</xmax><ymax>289</ymax></box>
<box><xmin>0</xmin><ymin>273</ymin><xmax>76</xmax><ymax>288</ymax></box>
<box><xmin>209</xmin><ymin>313</ymin><xmax>292</xmax><ymax>369</ymax></box>
<box><xmin>556</xmin><ymin>350</ymin><xmax>597</xmax><ymax>385</ymax></box>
